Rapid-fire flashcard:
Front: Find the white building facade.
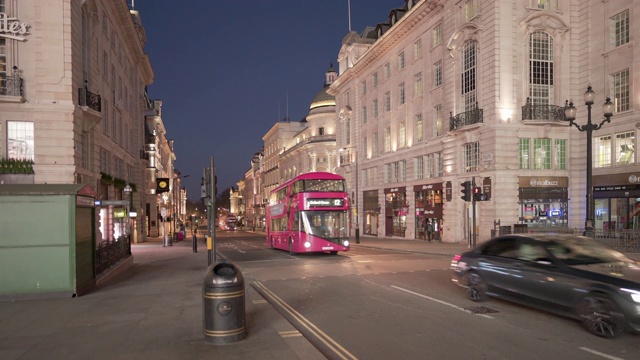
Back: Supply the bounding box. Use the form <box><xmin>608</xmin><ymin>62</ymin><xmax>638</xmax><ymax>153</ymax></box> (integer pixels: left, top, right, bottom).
<box><xmin>329</xmin><ymin>0</ymin><xmax>640</xmax><ymax>244</ymax></box>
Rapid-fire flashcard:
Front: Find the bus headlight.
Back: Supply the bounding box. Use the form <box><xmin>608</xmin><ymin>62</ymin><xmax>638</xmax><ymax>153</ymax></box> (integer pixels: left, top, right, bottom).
<box><xmin>304</xmin><ymin>241</ymin><xmax>311</xmax><ymax>249</ymax></box>
<box><xmin>343</xmin><ymin>240</ymin><xmax>350</xmax><ymax>247</ymax></box>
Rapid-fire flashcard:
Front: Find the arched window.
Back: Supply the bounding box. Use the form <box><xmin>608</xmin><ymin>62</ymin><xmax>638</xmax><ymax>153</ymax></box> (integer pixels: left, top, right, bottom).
<box><xmin>529</xmin><ymin>31</ymin><xmax>554</xmax><ymax>106</ymax></box>
<box><xmin>461</xmin><ymin>41</ymin><xmax>477</xmax><ymax>111</ymax></box>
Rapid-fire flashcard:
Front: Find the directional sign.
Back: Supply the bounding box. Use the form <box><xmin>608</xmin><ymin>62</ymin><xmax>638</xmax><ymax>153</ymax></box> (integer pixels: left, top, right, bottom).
<box><xmin>95</xmin><ymin>200</ymin><xmax>129</xmax><ymax>206</ymax></box>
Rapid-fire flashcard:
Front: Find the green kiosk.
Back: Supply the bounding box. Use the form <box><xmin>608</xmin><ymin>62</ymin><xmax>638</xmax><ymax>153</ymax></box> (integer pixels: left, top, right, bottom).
<box><xmin>0</xmin><ymin>184</ymin><xmax>97</xmax><ymax>300</ymax></box>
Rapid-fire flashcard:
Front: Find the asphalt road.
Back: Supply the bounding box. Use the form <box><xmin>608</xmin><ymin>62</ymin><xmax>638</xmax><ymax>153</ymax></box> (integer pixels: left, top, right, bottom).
<box><xmin>217</xmin><ymin>231</ymin><xmax>640</xmax><ymax>360</ymax></box>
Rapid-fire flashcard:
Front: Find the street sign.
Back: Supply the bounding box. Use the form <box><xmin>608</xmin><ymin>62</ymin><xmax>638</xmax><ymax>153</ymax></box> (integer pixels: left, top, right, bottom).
<box><xmin>96</xmin><ymin>200</ymin><xmax>129</xmax><ymax>206</ymax></box>
<box><xmin>161</xmin><ymin>207</ymin><xmax>167</xmax><ymax>217</ymax></box>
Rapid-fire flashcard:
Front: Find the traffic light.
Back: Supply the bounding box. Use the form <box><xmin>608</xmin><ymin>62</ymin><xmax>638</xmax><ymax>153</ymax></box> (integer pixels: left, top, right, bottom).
<box><xmin>473</xmin><ymin>187</ymin><xmax>487</xmax><ymax>201</ymax></box>
<box><xmin>460</xmin><ymin>181</ymin><xmax>471</xmax><ymax>202</ymax></box>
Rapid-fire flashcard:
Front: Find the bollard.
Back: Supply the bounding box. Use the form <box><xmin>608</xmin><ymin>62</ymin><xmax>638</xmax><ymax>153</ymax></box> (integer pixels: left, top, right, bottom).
<box><xmin>203</xmin><ymin>262</ymin><xmax>246</xmax><ymax>344</ymax></box>
<box><xmin>193</xmin><ymin>234</ymin><xmax>198</xmax><ymax>253</ymax></box>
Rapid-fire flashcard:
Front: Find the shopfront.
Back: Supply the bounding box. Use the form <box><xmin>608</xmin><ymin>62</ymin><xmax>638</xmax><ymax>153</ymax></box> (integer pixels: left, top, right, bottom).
<box><xmin>384</xmin><ymin>187</ymin><xmax>407</xmax><ymax>237</ymax></box>
<box><xmin>518</xmin><ymin>176</ymin><xmax>569</xmax><ymax>228</ymax></box>
<box><xmin>594</xmin><ymin>173</ymin><xmax>640</xmax><ymax>230</ymax></box>
<box><xmin>363</xmin><ymin>190</ymin><xmax>379</xmax><ymax>235</ymax></box>
<box><xmin>414</xmin><ymin>183</ymin><xmax>443</xmax><ymax>240</ymax></box>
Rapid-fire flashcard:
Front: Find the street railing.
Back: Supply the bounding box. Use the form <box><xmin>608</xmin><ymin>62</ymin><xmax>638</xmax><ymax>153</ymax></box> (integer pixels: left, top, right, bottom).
<box><xmin>95</xmin><ymin>235</ymin><xmax>131</xmax><ymax>275</ymax></box>
<box><xmin>510</xmin><ymin>226</ymin><xmax>640</xmax><ymax>253</ymax></box>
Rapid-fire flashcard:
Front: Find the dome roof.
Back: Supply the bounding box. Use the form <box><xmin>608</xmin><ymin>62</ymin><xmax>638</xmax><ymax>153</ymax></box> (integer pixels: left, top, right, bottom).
<box><xmin>309</xmin><ymin>85</ymin><xmax>335</xmax><ymax>111</ymax></box>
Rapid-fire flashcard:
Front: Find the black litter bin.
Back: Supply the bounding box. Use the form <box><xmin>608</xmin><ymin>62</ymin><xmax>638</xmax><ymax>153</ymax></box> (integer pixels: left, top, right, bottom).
<box><xmin>203</xmin><ymin>262</ymin><xmax>246</xmax><ymax>344</ymax></box>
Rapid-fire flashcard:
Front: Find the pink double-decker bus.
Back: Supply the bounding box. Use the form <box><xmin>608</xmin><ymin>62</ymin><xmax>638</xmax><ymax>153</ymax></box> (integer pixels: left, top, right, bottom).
<box><xmin>266</xmin><ymin>172</ymin><xmax>350</xmax><ymax>254</ymax></box>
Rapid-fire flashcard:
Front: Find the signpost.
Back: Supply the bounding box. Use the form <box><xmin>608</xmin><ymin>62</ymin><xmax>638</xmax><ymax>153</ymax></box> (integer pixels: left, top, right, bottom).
<box><xmin>161</xmin><ymin>207</ymin><xmax>167</xmax><ymax>246</ymax></box>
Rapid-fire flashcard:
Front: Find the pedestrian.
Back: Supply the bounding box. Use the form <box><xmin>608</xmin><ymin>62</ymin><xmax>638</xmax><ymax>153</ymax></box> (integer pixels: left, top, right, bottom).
<box><xmin>425</xmin><ymin>219</ymin><xmax>433</xmax><ymax>242</ymax></box>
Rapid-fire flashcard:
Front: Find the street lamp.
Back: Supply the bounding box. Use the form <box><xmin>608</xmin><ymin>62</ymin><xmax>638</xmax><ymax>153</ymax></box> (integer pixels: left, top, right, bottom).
<box><xmin>123</xmin><ymin>184</ymin><xmax>133</xmax><ymax>236</ymax></box>
<box><xmin>339</xmin><ymin>147</ymin><xmax>360</xmax><ymax>244</ymax></box>
<box><xmin>564</xmin><ymin>85</ymin><xmax>614</xmax><ymax>236</ymax></box>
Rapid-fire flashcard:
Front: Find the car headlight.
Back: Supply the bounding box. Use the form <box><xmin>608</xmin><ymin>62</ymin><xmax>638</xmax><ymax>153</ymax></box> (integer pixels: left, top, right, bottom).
<box><xmin>304</xmin><ymin>241</ymin><xmax>311</xmax><ymax>249</ymax></box>
<box><xmin>621</xmin><ymin>288</ymin><xmax>640</xmax><ymax>303</ymax></box>
<box><xmin>343</xmin><ymin>240</ymin><xmax>350</xmax><ymax>247</ymax></box>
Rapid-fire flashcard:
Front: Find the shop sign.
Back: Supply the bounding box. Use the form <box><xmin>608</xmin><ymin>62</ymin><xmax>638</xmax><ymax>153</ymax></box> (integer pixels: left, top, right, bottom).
<box><xmin>0</xmin><ymin>13</ymin><xmax>30</xmax><ymax>41</ymax></box>
<box><xmin>384</xmin><ymin>186</ymin><xmax>406</xmax><ymax>194</ymax></box>
<box><xmin>519</xmin><ymin>176</ymin><xmax>568</xmax><ymax>188</ymax></box>
<box><xmin>413</xmin><ymin>183</ymin><xmax>443</xmax><ymax>191</ymax></box>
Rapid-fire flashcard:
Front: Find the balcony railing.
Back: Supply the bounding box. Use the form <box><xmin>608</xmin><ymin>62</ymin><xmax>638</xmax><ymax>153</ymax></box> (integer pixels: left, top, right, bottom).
<box><xmin>78</xmin><ymin>85</ymin><xmax>102</xmax><ymax>112</ymax></box>
<box><xmin>450</xmin><ymin>103</ymin><xmax>483</xmax><ymax>131</ymax></box>
<box><xmin>521</xmin><ymin>98</ymin><xmax>565</xmax><ymax>122</ymax></box>
<box><xmin>0</xmin><ymin>66</ymin><xmax>23</xmax><ymax>97</ymax></box>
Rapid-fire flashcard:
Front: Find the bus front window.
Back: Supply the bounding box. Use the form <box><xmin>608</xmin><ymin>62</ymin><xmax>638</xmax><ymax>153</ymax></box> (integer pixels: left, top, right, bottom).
<box><xmin>300</xmin><ymin>211</ymin><xmax>348</xmax><ymax>242</ymax></box>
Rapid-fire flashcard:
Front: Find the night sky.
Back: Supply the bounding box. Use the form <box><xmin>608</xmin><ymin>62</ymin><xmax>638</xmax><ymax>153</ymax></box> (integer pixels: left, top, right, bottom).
<box><xmin>134</xmin><ymin>0</ymin><xmax>400</xmax><ymax>200</ymax></box>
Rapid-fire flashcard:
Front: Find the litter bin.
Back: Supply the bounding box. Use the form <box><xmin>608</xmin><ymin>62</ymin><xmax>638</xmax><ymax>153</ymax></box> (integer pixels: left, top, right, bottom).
<box><xmin>203</xmin><ymin>262</ymin><xmax>246</xmax><ymax>344</ymax></box>
<box><xmin>163</xmin><ymin>235</ymin><xmax>172</xmax><ymax>247</ymax></box>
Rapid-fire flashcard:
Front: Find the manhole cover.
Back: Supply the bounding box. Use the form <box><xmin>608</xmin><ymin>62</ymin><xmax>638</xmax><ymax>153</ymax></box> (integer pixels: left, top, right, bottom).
<box><xmin>466</xmin><ymin>306</ymin><xmax>499</xmax><ymax>314</ymax></box>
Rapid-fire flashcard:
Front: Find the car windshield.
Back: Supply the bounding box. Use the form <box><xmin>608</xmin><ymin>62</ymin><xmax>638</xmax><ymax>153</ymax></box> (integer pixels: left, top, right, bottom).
<box><xmin>546</xmin><ymin>237</ymin><xmax>633</xmax><ymax>266</ymax></box>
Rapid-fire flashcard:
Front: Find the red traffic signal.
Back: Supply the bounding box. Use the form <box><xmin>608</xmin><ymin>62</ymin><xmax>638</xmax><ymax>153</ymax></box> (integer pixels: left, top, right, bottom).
<box><xmin>473</xmin><ymin>187</ymin><xmax>487</xmax><ymax>201</ymax></box>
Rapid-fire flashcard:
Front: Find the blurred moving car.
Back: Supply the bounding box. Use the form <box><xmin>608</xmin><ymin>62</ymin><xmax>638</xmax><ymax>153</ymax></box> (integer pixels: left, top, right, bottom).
<box><xmin>451</xmin><ymin>234</ymin><xmax>640</xmax><ymax>338</ymax></box>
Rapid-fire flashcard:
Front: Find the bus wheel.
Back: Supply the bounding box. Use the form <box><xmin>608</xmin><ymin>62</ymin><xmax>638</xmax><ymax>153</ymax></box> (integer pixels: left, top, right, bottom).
<box><xmin>288</xmin><ymin>238</ymin><xmax>294</xmax><ymax>254</ymax></box>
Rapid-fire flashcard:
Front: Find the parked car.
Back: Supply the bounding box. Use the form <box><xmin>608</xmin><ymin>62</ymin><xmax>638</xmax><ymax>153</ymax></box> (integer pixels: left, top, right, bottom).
<box><xmin>451</xmin><ymin>233</ymin><xmax>640</xmax><ymax>338</ymax></box>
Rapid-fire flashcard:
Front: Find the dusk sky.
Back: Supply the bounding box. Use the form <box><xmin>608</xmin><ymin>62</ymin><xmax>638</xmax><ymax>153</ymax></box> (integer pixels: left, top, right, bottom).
<box><xmin>134</xmin><ymin>0</ymin><xmax>400</xmax><ymax>200</ymax></box>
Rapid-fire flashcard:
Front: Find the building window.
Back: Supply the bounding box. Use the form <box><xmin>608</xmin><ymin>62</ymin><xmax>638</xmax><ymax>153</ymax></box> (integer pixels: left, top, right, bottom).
<box><xmin>610</xmin><ymin>10</ymin><xmax>629</xmax><ymax>48</ymax></box>
<box><xmin>433</xmin><ymin>60</ymin><xmax>442</xmax><ymax>88</ymax></box>
<box><xmin>103</xmin><ymin>100</ymin><xmax>109</xmax><ymax>134</ymax></box>
<box><xmin>615</xmin><ymin>131</ymin><xmax>635</xmax><ymax>165</ymax></box>
<box><xmin>400</xmin><ymin>160</ymin><xmax>406</xmax><ymax>182</ymax></box>
<box><xmin>100</xmin><ymin>147</ymin><xmax>110</xmax><ymax>174</ymax></box>
<box><xmin>465</xmin><ymin>0</ymin><xmax>479</xmax><ymax>21</ymax></box>
<box><xmin>610</xmin><ymin>69</ymin><xmax>629</xmax><ymax>113</ymax></box>
<box><xmin>416</xmin><ymin>156</ymin><xmax>424</xmax><ymax>179</ymax></box>
<box><xmin>398</xmin><ymin>122</ymin><xmax>406</xmax><ymax>148</ymax></box>
<box><xmin>462</xmin><ymin>41</ymin><xmax>477</xmax><ymax>111</ymax></box>
<box><xmin>373</xmin><ymin>132</ymin><xmax>379</xmax><ymax>156</ymax></box>
<box><xmin>519</xmin><ymin>138</ymin><xmax>530</xmax><ymax>169</ymax></box>
<box><xmin>433</xmin><ymin>24</ymin><xmax>442</xmax><ymax>47</ymax></box>
<box><xmin>361</xmin><ymin>80</ymin><xmax>367</xmax><ymax>95</ymax></box>
<box><xmin>385</xmin><ymin>163</ymin><xmax>392</xmax><ymax>183</ymax></box>
<box><xmin>463</xmin><ymin>142</ymin><xmax>480</xmax><ymax>173</ymax></box>
<box><xmin>533</xmin><ymin>138</ymin><xmax>551</xmax><ymax>169</ymax></box>
<box><xmin>595</xmin><ymin>135</ymin><xmax>612</xmax><ymax>168</ymax></box>
<box><xmin>425</xmin><ymin>154</ymin><xmax>434</xmax><ymax>179</ymax></box>
<box><xmin>384</xmin><ymin>63</ymin><xmax>391</xmax><ymax>79</ymax></box>
<box><xmin>80</xmin><ymin>131</ymin><xmax>89</xmax><ymax>169</ymax></box>
<box><xmin>373</xmin><ymin>72</ymin><xmax>378</xmax><ymax>88</ymax></box>
<box><xmin>435</xmin><ymin>152</ymin><xmax>443</xmax><ymax>177</ymax></box>
<box><xmin>415</xmin><ymin>113</ymin><xmax>423</xmax><ymax>143</ymax></box>
<box><xmin>398</xmin><ymin>82</ymin><xmax>405</xmax><ymax>105</ymax></box>
<box><xmin>413</xmin><ymin>39</ymin><xmax>422</xmax><ymax>60</ymax></box>
<box><xmin>531</xmin><ymin>0</ymin><xmax>556</xmax><ymax>10</ymax></box>
<box><xmin>361</xmin><ymin>106</ymin><xmax>367</xmax><ymax>123</ymax></box>
<box><xmin>345</xmin><ymin>118</ymin><xmax>351</xmax><ymax>145</ymax></box>
<box><xmin>529</xmin><ymin>31</ymin><xmax>554</xmax><ymax>107</ymax></box>
<box><xmin>414</xmin><ymin>72</ymin><xmax>423</xmax><ymax>97</ymax></box>
<box><xmin>363</xmin><ymin>136</ymin><xmax>368</xmax><ymax>159</ymax></box>
<box><xmin>7</xmin><ymin>121</ymin><xmax>35</xmax><ymax>160</ymax></box>
<box><xmin>384</xmin><ymin>91</ymin><xmax>391</xmax><ymax>112</ymax></box>
<box><xmin>434</xmin><ymin>104</ymin><xmax>443</xmax><ymax>137</ymax></box>
<box><xmin>373</xmin><ymin>99</ymin><xmax>379</xmax><ymax>118</ymax></box>
<box><xmin>554</xmin><ymin>139</ymin><xmax>566</xmax><ymax>170</ymax></box>
<box><xmin>398</xmin><ymin>52</ymin><xmax>405</xmax><ymax>70</ymax></box>
<box><xmin>384</xmin><ymin>127</ymin><xmax>391</xmax><ymax>153</ymax></box>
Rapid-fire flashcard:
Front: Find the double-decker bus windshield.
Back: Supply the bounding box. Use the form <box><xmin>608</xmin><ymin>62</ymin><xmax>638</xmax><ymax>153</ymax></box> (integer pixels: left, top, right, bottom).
<box><xmin>294</xmin><ymin>179</ymin><xmax>345</xmax><ymax>193</ymax></box>
<box><xmin>299</xmin><ymin>211</ymin><xmax>348</xmax><ymax>242</ymax></box>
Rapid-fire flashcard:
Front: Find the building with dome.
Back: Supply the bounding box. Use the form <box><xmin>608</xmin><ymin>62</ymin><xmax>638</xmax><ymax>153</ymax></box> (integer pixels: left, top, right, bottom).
<box><xmin>248</xmin><ymin>65</ymin><xmax>340</xmax><ymax>212</ymax></box>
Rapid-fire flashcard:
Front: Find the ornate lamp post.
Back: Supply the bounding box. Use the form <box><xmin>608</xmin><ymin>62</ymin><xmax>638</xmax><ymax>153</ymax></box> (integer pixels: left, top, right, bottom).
<box><xmin>339</xmin><ymin>147</ymin><xmax>360</xmax><ymax>244</ymax></box>
<box><xmin>564</xmin><ymin>85</ymin><xmax>614</xmax><ymax>236</ymax></box>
